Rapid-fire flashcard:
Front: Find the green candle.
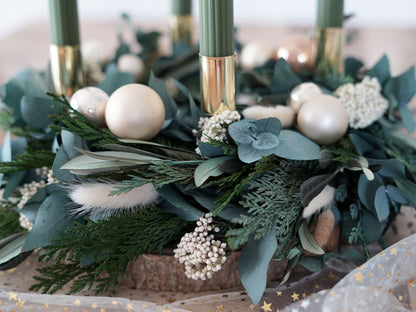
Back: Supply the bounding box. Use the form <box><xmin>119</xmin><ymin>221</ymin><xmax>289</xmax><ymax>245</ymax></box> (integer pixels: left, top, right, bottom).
<box><xmin>172</xmin><ymin>0</ymin><xmax>192</xmax><ymax>15</ymax></box>
<box><xmin>316</xmin><ymin>0</ymin><xmax>344</xmax><ymax>28</ymax></box>
<box><xmin>199</xmin><ymin>0</ymin><xmax>234</xmax><ymax>57</ymax></box>
<box><xmin>49</xmin><ymin>0</ymin><xmax>80</xmax><ymax>46</ymax></box>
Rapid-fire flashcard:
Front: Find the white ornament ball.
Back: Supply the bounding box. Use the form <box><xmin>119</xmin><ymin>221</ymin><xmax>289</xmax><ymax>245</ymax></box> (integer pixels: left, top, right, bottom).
<box><xmin>105</xmin><ymin>84</ymin><xmax>165</xmax><ymax>140</ymax></box>
<box><xmin>70</xmin><ymin>87</ymin><xmax>108</xmax><ymax>126</ymax></box>
<box><xmin>289</xmin><ymin>82</ymin><xmax>322</xmax><ymax>113</ymax></box>
<box><xmin>297</xmin><ymin>94</ymin><xmax>349</xmax><ymax>145</ymax></box>
<box><xmin>117</xmin><ymin>54</ymin><xmax>145</xmax><ymax>81</ymax></box>
<box><xmin>240</xmin><ymin>41</ymin><xmax>274</xmax><ymax>70</ymax></box>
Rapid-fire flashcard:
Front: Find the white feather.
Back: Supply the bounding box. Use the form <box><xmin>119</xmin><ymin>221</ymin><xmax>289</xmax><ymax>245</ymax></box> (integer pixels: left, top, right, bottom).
<box><xmin>303</xmin><ymin>185</ymin><xmax>335</xmax><ymax>218</ymax></box>
<box><xmin>242</xmin><ymin>105</ymin><xmax>295</xmax><ymax>128</ymax></box>
<box><xmin>69</xmin><ymin>182</ymin><xmax>158</xmax><ymax>217</ymax></box>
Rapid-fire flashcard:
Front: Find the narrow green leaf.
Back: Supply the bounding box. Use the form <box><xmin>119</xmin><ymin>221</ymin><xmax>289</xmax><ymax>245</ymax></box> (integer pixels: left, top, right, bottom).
<box><xmin>298</xmin><ymin>257</ymin><xmax>324</xmax><ymax>272</ymax></box>
<box><xmin>368</xmin><ymin>54</ymin><xmax>390</xmax><ymax>85</ymax></box>
<box><xmin>394</xmin><ymin>178</ymin><xmax>416</xmax><ymax>208</ymax></box>
<box><xmin>73</xmin><ymin>148</ymin><xmax>163</xmax><ymax>163</ymax></box>
<box><xmin>399</xmin><ymin>105</ymin><xmax>416</xmax><ymax>133</ymax></box>
<box><xmin>0</xmin><ymin>232</ymin><xmax>28</xmax><ymax>265</ymax></box>
<box><xmin>194</xmin><ymin>156</ymin><xmax>233</xmax><ymax>187</ymax></box>
<box><xmin>299</xmin><ymin>222</ymin><xmax>325</xmax><ymax>255</ymax></box>
<box><xmin>270</xmin><ymin>58</ymin><xmax>301</xmax><ymax>94</ymax></box>
<box><xmin>374</xmin><ymin>186</ymin><xmax>390</xmax><ymax>222</ymax></box>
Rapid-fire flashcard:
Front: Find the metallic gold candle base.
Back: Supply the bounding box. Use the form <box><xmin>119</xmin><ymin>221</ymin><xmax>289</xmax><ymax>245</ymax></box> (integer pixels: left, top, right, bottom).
<box><xmin>199</xmin><ymin>54</ymin><xmax>236</xmax><ymax>115</ymax></box>
<box><xmin>50</xmin><ymin>44</ymin><xmax>85</xmax><ymax>97</ymax></box>
<box><xmin>169</xmin><ymin>14</ymin><xmax>193</xmax><ymax>47</ymax></box>
<box><xmin>314</xmin><ymin>27</ymin><xmax>344</xmax><ymax>75</ymax></box>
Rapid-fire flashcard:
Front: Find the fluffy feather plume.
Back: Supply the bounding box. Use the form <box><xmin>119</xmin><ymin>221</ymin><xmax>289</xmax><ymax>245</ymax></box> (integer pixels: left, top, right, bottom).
<box><xmin>242</xmin><ymin>105</ymin><xmax>295</xmax><ymax>128</ymax></box>
<box><xmin>302</xmin><ymin>185</ymin><xmax>335</xmax><ymax>218</ymax></box>
<box><xmin>69</xmin><ymin>182</ymin><xmax>158</xmax><ymax>218</ymax></box>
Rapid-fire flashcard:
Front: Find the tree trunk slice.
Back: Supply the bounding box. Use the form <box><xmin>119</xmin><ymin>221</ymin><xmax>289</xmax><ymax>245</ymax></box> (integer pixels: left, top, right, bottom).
<box><xmin>125</xmin><ymin>251</ymin><xmax>292</xmax><ymax>292</ymax></box>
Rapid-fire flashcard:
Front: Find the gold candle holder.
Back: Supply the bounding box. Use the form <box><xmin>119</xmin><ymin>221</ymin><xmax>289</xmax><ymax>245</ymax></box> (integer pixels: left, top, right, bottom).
<box><xmin>199</xmin><ymin>54</ymin><xmax>236</xmax><ymax>115</ymax></box>
<box><xmin>50</xmin><ymin>44</ymin><xmax>85</xmax><ymax>97</ymax></box>
<box><xmin>314</xmin><ymin>27</ymin><xmax>344</xmax><ymax>75</ymax></box>
<box><xmin>169</xmin><ymin>14</ymin><xmax>193</xmax><ymax>47</ymax></box>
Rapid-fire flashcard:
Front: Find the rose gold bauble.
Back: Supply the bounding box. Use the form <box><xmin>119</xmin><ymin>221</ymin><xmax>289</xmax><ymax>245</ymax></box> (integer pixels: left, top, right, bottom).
<box><xmin>276</xmin><ymin>36</ymin><xmax>316</xmax><ymax>73</ymax></box>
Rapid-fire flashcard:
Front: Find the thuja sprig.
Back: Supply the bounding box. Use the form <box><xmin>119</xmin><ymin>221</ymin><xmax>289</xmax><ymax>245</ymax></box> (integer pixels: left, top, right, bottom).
<box><xmin>30</xmin><ymin>207</ymin><xmax>191</xmax><ymax>295</ymax></box>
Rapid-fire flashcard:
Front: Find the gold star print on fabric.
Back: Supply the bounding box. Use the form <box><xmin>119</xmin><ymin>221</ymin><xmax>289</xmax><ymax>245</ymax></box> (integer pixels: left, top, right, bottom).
<box><xmin>276</xmin><ymin>291</ymin><xmax>282</xmax><ymax>296</ymax></box>
<box><xmin>100</xmin><ymin>308</ymin><xmax>106</xmax><ymax>312</ymax></box>
<box><xmin>91</xmin><ymin>302</ymin><xmax>98</xmax><ymax>309</ymax></box>
<box><xmin>249</xmin><ymin>303</ymin><xmax>255</xmax><ymax>310</ymax></box>
<box><xmin>126</xmin><ymin>303</ymin><xmax>134</xmax><ymax>311</ymax></box>
<box><xmin>29</xmin><ymin>305</ymin><xmax>35</xmax><ymax>310</ymax></box>
<box><xmin>16</xmin><ymin>298</ymin><xmax>25</xmax><ymax>309</ymax></box>
<box><xmin>390</xmin><ymin>248</ymin><xmax>398</xmax><ymax>256</ymax></box>
<box><xmin>112</xmin><ymin>300</ymin><xmax>119</xmax><ymax>306</ymax></box>
<box><xmin>291</xmin><ymin>292</ymin><xmax>300</xmax><ymax>301</ymax></box>
<box><xmin>261</xmin><ymin>301</ymin><xmax>272</xmax><ymax>312</ymax></box>
<box><xmin>162</xmin><ymin>308</ymin><xmax>171</xmax><ymax>312</ymax></box>
<box><xmin>354</xmin><ymin>271</ymin><xmax>365</xmax><ymax>283</ymax></box>
<box><xmin>74</xmin><ymin>299</ymin><xmax>81</xmax><ymax>306</ymax></box>
<box><xmin>216</xmin><ymin>304</ymin><xmax>224</xmax><ymax>312</ymax></box>
<box><xmin>8</xmin><ymin>292</ymin><xmax>18</xmax><ymax>301</ymax></box>
<box><xmin>43</xmin><ymin>303</ymin><xmax>49</xmax><ymax>309</ymax></box>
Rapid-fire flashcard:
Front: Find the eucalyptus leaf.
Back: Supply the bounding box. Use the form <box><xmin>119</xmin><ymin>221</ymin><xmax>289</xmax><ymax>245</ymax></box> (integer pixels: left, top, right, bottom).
<box><xmin>198</xmin><ymin>142</ymin><xmax>225</xmax><ymax>158</ymax></box>
<box><xmin>394</xmin><ymin>178</ymin><xmax>416</xmax><ymax>208</ymax></box>
<box><xmin>148</xmin><ymin>72</ymin><xmax>177</xmax><ymax>122</ymax></box>
<box><xmin>345</xmin><ymin>57</ymin><xmax>364</xmax><ymax>77</ymax></box>
<box><xmin>237</xmin><ymin>143</ymin><xmax>276</xmax><ymax>164</ymax></box>
<box><xmin>0</xmin><ymin>130</ymin><xmax>12</xmax><ymax>185</ymax></box>
<box><xmin>341</xmin><ymin>209</ymin><xmax>386</xmax><ymax>244</ymax></box>
<box><xmin>23</xmin><ymin>192</ymin><xmax>84</xmax><ymax>251</ymax></box>
<box><xmin>374</xmin><ymin>185</ymin><xmax>390</xmax><ymax>222</ymax></box>
<box><xmin>251</xmin><ymin>132</ymin><xmax>279</xmax><ymax>150</ymax></box>
<box><xmin>241</xmin><ymin>71</ymin><xmax>268</xmax><ymax>89</ymax></box>
<box><xmin>158</xmin><ymin>184</ymin><xmax>202</xmax><ymax>221</ymax></box>
<box><xmin>399</xmin><ymin>105</ymin><xmax>416</xmax><ymax>133</ymax></box>
<box><xmin>386</xmin><ymin>185</ymin><xmax>409</xmax><ymax>205</ymax></box>
<box><xmin>3</xmin><ymin>171</ymin><xmax>27</xmax><ymax>199</ymax></box>
<box><xmin>228</xmin><ymin>120</ymin><xmax>257</xmax><ymax>144</ymax></box>
<box><xmin>194</xmin><ymin>156</ymin><xmax>234</xmax><ymax>187</ymax></box>
<box><xmin>368</xmin><ymin>158</ymin><xmax>405</xmax><ymax>179</ymax></box>
<box><xmin>299</xmin><ymin>222</ymin><xmax>325</xmax><ymax>255</ymax></box>
<box><xmin>238</xmin><ymin>231</ymin><xmax>277</xmax><ymax>305</ymax></box>
<box><xmin>251</xmin><ymin>118</ymin><xmax>281</xmax><ymax>135</ymax></box>
<box><xmin>298</xmin><ymin>257</ymin><xmax>324</xmax><ymax>272</ymax></box>
<box><xmin>3</xmin><ymin>79</ymin><xmax>25</xmax><ymax>119</ymax></box>
<box><xmin>357</xmin><ymin>174</ymin><xmax>383</xmax><ymax>213</ymax></box>
<box><xmin>20</xmin><ymin>96</ymin><xmax>56</xmax><ymax>130</ymax></box>
<box><xmin>384</xmin><ymin>66</ymin><xmax>416</xmax><ymax>104</ymax></box>
<box><xmin>19</xmin><ymin>184</ymin><xmax>65</xmax><ymax>223</ymax></box>
<box><xmin>274</xmin><ymin>130</ymin><xmax>320</xmax><ymax>160</ymax></box>
<box><xmin>342</xmin><ymin>249</ymin><xmax>366</xmax><ymax>266</ymax></box>
<box><xmin>98</xmin><ymin>70</ymin><xmax>134</xmax><ymax>95</ymax></box>
<box><xmin>270</xmin><ymin>58</ymin><xmax>301</xmax><ymax>94</ymax></box>
<box><xmin>368</xmin><ymin>54</ymin><xmax>390</xmax><ymax>85</ymax></box>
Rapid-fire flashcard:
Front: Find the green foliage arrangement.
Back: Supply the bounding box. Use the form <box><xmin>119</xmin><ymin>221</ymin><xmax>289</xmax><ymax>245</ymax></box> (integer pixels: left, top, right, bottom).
<box><xmin>0</xmin><ymin>21</ymin><xmax>415</xmax><ymax>307</ymax></box>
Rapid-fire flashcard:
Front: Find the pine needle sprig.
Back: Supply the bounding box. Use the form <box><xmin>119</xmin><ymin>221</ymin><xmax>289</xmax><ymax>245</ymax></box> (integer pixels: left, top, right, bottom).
<box><xmin>0</xmin><ymin>148</ymin><xmax>55</xmax><ymax>173</ymax></box>
<box><xmin>47</xmin><ymin>93</ymin><xmax>119</xmax><ymax>148</ymax></box>
<box><xmin>226</xmin><ymin>162</ymin><xmax>306</xmax><ymax>255</ymax></box>
<box><xmin>30</xmin><ymin>207</ymin><xmax>191</xmax><ymax>295</ymax></box>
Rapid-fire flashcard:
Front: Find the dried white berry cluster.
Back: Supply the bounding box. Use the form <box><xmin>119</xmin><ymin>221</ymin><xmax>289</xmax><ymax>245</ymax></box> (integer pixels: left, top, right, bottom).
<box><xmin>174</xmin><ymin>213</ymin><xmax>227</xmax><ymax>280</ymax></box>
<box><xmin>17</xmin><ymin>167</ymin><xmax>57</xmax><ymax>230</ymax></box>
<box><xmin>335</xmin><ymin>76</ymin><xmax>388</xmax><ymax>129</ymax></box>
<box><xmin>198</xmin><ymin>110</ymin><xmax>241</xmax><ymax>143</ymax></box>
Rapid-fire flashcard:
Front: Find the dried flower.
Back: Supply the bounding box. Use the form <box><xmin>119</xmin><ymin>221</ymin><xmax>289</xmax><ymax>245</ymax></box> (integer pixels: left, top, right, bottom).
<box><xmin>174</xmin><ymin>213</ymin><xmax>227</xmax><ymax>280</ymax></box>
<box><xmin>197</xmin><ymin>110</ymin><xmax>241</xmax><ymax>143</ymax></box>
<box><xmin>335</xmin><ymin>76</ymin><xmax>388</xmax><ymax>129</ymax></box>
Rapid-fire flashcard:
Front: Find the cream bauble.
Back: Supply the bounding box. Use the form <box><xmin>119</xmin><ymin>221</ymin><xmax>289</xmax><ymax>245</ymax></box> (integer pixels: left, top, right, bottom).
<box><xmin>105</xmin><ymin>84</ymin><xmax>165</xmax><ymax>140</ymax></box>
<box><xmin>289</xmin><ymin>82</ymin><xmax>322</xmax><ymax>113</ymax></box>
<box><xmin>70</xmin><ymin>87</ymin><xmax>108</xmax><ymax>126</ymax></box>
<box><xmin>240</xmin><ymin>41</ymin><xmax>274</xmax><ymax>70</ymax></box>
<box><xmin>242</xmin><ymin>105</ymin><xmax>295</xmax><ymax>128</ymax></box>
<box><xmin>117</xmin><ymin>54</ymin><xmax>145</xmax><ymax>81</ymax></box>
<box><xmin>82</xmin><ymin>41</ymin><xmax>111</xmax><ymax>66</ymax></box>
<box><xmin>297</xmin><ymin>94</ymin><xmax>349</xmax><ymax>145</ymax></box>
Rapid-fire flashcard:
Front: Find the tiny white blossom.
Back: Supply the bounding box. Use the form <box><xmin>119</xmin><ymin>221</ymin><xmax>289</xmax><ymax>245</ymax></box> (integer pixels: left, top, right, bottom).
<box><xmin>198</xmin><ymin>110</ymin><xmax>241</xmax><ymax>144</ymax></box>
<box><xmin>335</xmin><ymin>76</ymin><xmax>388</xmax><ymax>129</ymax></box>
<box><xmin>174</xmin><ymin>213</ymin><xmax>227</xmax><ymax>280</ymax></box>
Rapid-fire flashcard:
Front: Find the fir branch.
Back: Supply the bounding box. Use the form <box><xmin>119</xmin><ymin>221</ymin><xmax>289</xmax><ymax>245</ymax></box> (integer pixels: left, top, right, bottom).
<box><xmin>0</xmin><ymin>148</ymin><xmax>55</xmax><ymax>173</ymax></box>
<box><xmin>143</xmin><ymin>162</ymin><xmax>196</xmax><ymax>189</ymax></box>
<box><xmin>226</xmin><ymin>162</ymin><xmax>306</xmax><ymax>255</ymax></box>
<box><xmin>0</xmin><ymin>200</ymin><xmax>23</xmax><ymax>240</ymax></box>
<box><xmin>31</xmin><ymin>207</ymin><xmax>191</xmax><ymax>295</ymax></box>
<box><xmin>47</xmin><ymin>93</ymin><xmax>119</xmax><ymax>148</ymax></box>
